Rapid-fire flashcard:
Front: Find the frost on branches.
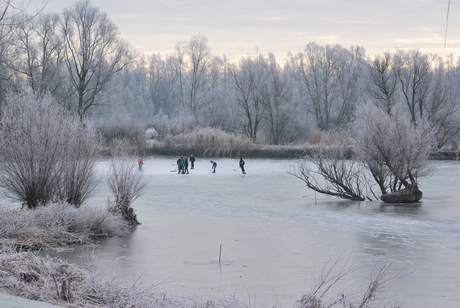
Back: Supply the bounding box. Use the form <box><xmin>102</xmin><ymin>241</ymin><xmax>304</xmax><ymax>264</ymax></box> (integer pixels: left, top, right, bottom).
<box><xmin>0</xmin><ymin>86</ymin><xmax>101</xmax><ymax>208</ymax></box>
<box><xmin>290</xmin><ymin>102</ymin><xmax>435</xmax><ymax>202</ymax></box>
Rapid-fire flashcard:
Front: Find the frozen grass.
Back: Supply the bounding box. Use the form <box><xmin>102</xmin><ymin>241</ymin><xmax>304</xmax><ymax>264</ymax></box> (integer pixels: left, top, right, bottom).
<box><xmin>0</xmin><ymin>203</ymin><xmax>129</xmax><ymax>250</ymax></box>
<box><xmin>294</xmin><ymin>258</ymin><xmax>400</xmax><ymax>308</ymax></box>
<box><xmin>307</xmin><ymin>129</ymin><xmax>352</xmax><ymax>147</ymax></box>
<box><xmin>0</xmin><ymin>248</ymin><xmax>400</xmax><ymax>308</ymax></box>
<box><xmin>162</xmin><ymin>127</ymin><xmax>254</xmax><ymax>157</ymax></box>
<box><xmin>0</xmin><ymin>248</ymin><xmax>274</xmax><ymax>307</ymax></box>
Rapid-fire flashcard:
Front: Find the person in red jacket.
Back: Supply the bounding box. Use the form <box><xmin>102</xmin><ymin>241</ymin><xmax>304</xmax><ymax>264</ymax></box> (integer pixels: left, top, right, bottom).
<box><xmin>138</xmin><ymin>156</ymin><xmax>144</xmax><ymax>171</ymax></box>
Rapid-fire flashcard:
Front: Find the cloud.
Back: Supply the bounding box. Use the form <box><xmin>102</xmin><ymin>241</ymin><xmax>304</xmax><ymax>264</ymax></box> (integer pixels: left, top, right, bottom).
<box><xmin>38</xmin><ymin>0</ymin><xmax>460</xmax><ymax>59</ymax></box>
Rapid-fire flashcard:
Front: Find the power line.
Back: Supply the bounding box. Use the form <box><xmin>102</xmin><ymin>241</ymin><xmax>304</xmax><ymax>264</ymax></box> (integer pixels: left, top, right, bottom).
<box><xmin>445</xmin><ymin>0</ymin><xmax>451</xmax><ymax>48</ymax></box>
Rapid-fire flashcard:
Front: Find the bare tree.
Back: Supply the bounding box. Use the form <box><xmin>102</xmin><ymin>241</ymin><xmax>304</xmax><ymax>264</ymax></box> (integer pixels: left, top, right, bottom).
<box><xmin>289</xmin><ymin>103</ymin><xmax>435</xmax><ymax>202</ymax></box>
<box><xmin>0</xmin><ymin>0</ymin><xmax>44</xmax><ymax>25</ymax></box>
<box><xmin>393</xmin><ymin>49</ymin><xmax>432</xmax><ymax>124</ymax></box>
<box><xmin>146</xmin><ymin>53</ymin><xmax>176</xmax><ymax>116</ymax></box>
<box><xmin>8</xmin><ymin>12</ymin><xmax>67</xmax><ymax>99</ymax></box>
<box><xmin>0</xmin><ymin>19</ymin><xmax>14</xmax><ymax>106</ymax></box>
<box><xmin>228</xmin><ymin>52</ymin><xmax>267</xmax><ymax>142</ymax></box>
<box><xmin>106</xmin><ymin>150</ymin><xmax>148</xmax><ymax>225</ymax></box>
<box><xmin>173</xmin><ymin>34</ymin><xmax>220</xmax><ymax>116</ymax></box>
<box><xmin>60</xmin><ymin>0</ymin><xmax>134</xmax><ymax>122</ymax></box>
<box><xmin>0</xmin><ymin>85</ymin><xmax>100</xmax><ymax>208</ymax></box>
<box><xmin>353</xmin><ymin>102</ymin><xmax>435</xmax><ymax>195</ymax></box>
<box><xmin>367</xmin><ymin>50</ymin><xmax>460</xmax><ymax>149</ymax></box>
<box><xmin>425</xmin><ymin>55</ymin><xmax>460</xmax><ymax>148</ymax></box>
<box><xmin>0</xmin><ymin>88</ymin><xmax>68</xmax><ymax>208</ymax></box>
<box><xmin>0</xmin><ymin>0</ymin><xmax>44</xmax><ymax>105</ymax></box>
<box><xmin>293</xmin><ymin>42</ymin><xmax>364</xmax><ymax>131</ymax></box>
<box><xmin>261</xmin><ymin>53</ymin><xmax>299</xmax><ymax>144</ymax></box>
<box><xmin>365</xmin><ymin>52</ymin><xmax>398</xmax><ymax>114</ymax></box>
<box><xmin>57</xmin><ymin>122</ymin><xmax>101</xmax><ymax>207</ymax></box>
<box><xmin>288</xmin><ymin>144</ymin><xmax>370</xmax><ymax>201</ymax></box>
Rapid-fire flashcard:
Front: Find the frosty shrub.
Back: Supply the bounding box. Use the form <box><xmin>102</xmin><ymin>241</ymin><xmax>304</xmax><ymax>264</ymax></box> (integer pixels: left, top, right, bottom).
<box><xmin>289</xmin><ymin>102</ymin><xmax>435</xmax><ymax>200</ymax></box>
<box><xmin>150</xmin><ymin>112</ymin><xmax>183</xmax><ymax>138</ymax></box>
<box><xmin>106</xmin><ymin>149</ymin><xmax>148</xmax><ymax>225</ymax></box>
<box><xmin>295</xmin><ymin>259</ymin><xmax>399</xmax><ymax>308</ymax></box>
<box><xmin>0</xmin><ymin>249</ymin><xmax>162</xmax><ymax>306</ymax></box>
<box><xmin>0</xmin><ymin>203</ymin><xmax>128</xmax><ymax>249</ymax></box>
<box><xmin>288</xmin><ymin>141</ymin><xmax>370</xmax><ymax>201</ymax></box>
<box><xmin>307</xmin><ymin>129</ymin><xmax>351</xmax><ymax>146</ymax></box>
<box><xmin>57</xmin><ymin>121</ymin><xmax>102</xmax><ymax>207</ymax></box>
<box><xmin>96</xmin><ymin>114</ymin><xmax>147</xmax><ymax>154</ymax></box>
<box><xmin>170</xmin><ymin>127</ymin><xmax>254</xmax><ymax>156</ymax></box>
<box><xmin>353</xmin><ymin>102</ymin><xmax>435</xmax><ymax>194</ymax></box>
<box><xmin>0</xmin><ymin>87</ymin><xmax>101</xmax><ymax>208</ymax></box>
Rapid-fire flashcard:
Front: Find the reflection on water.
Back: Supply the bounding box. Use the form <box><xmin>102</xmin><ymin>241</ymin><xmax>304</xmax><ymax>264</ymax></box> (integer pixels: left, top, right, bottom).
<box><xmin>44</xmin><ymin>158</ymin><xmax>460</xmax><ymax>307</ymax></box>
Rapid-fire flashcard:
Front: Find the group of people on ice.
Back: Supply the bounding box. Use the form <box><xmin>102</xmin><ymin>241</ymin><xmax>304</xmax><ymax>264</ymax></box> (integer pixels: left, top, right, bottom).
<box><xmin>141</xmin><ymin>154</ymin><xmax>245</xmax><ymax>174</ymax></box>
<box><xmin>209</xmin><ymin>157</ymin><xmax>245</xmax><ymax>174</ymax></box>
<box><xmin>176</xmin><ymin>155</ymin><xmax>195</xmax><ymax>174</ymax></box>
<box><xmin>175</xmin><ymin>156</ymin><xmax>245</xmax><ymax>174</ymax></box>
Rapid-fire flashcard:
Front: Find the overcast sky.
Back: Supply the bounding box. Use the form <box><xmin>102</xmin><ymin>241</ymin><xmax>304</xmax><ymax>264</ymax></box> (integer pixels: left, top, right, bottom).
<box><xmin>33</xmin><ymin>0</ymin><xmax>460</xmax><ymax>60</ymax></box>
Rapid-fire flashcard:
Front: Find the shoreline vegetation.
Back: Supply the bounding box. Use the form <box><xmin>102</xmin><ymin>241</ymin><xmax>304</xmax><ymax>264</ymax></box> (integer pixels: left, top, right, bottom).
<box><xmin>103</xmin><ymin>126</ymin><xmax>459</xmax><ymax>160</ymax></box>
<box><xmin>145</xmin><ymin>143</ymin><xmax>459</xmax><ymax>160</ymax></box>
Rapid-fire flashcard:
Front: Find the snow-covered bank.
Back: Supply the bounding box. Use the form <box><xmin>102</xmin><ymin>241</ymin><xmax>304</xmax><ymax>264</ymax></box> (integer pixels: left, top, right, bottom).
<box><xmin>0</xmin><ymin>203</ymin><xmax>129</xmax><ymax>250</ymax></box>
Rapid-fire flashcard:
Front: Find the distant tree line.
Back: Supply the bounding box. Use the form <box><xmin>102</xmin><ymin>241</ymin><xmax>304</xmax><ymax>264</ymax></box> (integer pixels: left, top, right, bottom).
<box><xmin>1</xmin><ymin>0</ymin><xmax>460</xmax><ymax>149</ymax></box>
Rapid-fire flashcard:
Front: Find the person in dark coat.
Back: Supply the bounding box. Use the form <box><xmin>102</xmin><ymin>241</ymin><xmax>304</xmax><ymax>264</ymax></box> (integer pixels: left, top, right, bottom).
<box><xmin>210</xmin><ymin>160</ymin><xmax>217</xmax><ymax>173</ymax></box>
<box><xmin>190</xmin><ymin>154</ymin><xmax>195</xmax><ymax>169</ymax></box>
<box><xmin>239</xmin><ymin>157</ymin><xmax>246</xmax><ymax>174</ymax></box>
<box><xmin>184</xmin><ymin>157</ymin><xmax>189</xmax><ymax>174</ymax></box>
<box><xmin>177</xmin><ymin>157</ymin><xmax>184</xmax><ymax>174</ymax></box>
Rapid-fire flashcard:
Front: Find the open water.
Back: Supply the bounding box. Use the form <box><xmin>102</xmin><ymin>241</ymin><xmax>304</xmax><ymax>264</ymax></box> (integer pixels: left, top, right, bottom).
<box><xmin>47</xmin><ymin>157</ymin><xmax>460</xmax><ymax>307</ymax></box>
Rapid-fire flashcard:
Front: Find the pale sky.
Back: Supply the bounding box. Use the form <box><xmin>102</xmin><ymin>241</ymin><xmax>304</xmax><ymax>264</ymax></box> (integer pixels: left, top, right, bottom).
<box><xmin>32</xmin><ymin>0</ymin><xmax>460</xmax><ymax>60</ymax></box>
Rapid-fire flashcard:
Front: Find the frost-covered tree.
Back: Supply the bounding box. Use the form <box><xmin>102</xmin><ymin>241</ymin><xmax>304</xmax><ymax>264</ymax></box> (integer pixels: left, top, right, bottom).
<box><xmin>0</xmin><ymin>20</ymin><xmax>14</xmax><ymax>106</ymax></box>
<box><xmin>57</xmin><ymin>120</ymin><xmax>101</xmax><ymax>207</ymax></box>
<box><xmin>106</xmin><ymin>149</ymin><xmax>148</xmax><ymax>225</ymax></box>
<box><xmin>261</xmin><ymin>53</ymin><xmax>299</xmax><ymax>144</ymax></box>
<box><xmin>353</xmin><ymin>102</ymin><xmax>435</xmax><ymax>195</ymax></box>
<box><xmin>146</xmin><ymin>53</ymin><xmax>177</xmax><ymax>116</ymax></box>
<box><xmin>365</xmin><ymin>52</ymin><xmax>398</xmax><ymax>114</ymax></box>
<box><xmin>289</xmin><ymin>103</ymin><xmax>435</xmax><ymax>202</ymax></box>
<box><xmin>292</xmin><ymin>42</ymin><xmax>365</xmax><ymax>131</ymax></box>
<box><xmin>173</xmin><ymin>34</ymin><xmax>220</xmax><ymax>117</ymax></box>
<box><xmin>393</xmin><ymin>50</ymin><xmax>432</xmax><ymax>124</ymax></box>
<box><xmin>9</xmin><ymin>12</ymin><xmax>67</xmax><ymax>99</ymax></box>
<box><xmin>0</xmin><ymin>86</ymin><xmax>100</xmax><ymax>208</ymax></box>
<box><xmin>228</xmin><ymin>52</ymin><xmax>267</xmax><ymax>141</ymax></box>
<box><xmin>61</xmin><ymin>0</ymin><xmax>133</xmax><ymax>121</ymax></box>
<box><xmin>288</xmin><ymin>143</ymin><xmax>368</xmax><ymax>201</ymax></box>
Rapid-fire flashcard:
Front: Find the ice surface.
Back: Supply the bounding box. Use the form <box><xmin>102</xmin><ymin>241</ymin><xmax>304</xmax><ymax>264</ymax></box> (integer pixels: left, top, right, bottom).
<box><xmin>47</xmin><ymin>157</ymin><xmax>460</xmax><ymax>307</ymax></box>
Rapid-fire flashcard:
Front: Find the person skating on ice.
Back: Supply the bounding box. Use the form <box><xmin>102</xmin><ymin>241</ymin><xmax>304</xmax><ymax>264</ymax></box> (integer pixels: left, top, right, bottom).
<box><xmin>190</xmin><ymin>154</ymin><xmax>195</xmax><ymax>169</ymax></box>
<box><xmin>210</xmin><ymin>160</ymin><xmax>217</xmax><ymax>173</ymax></box>
<box><xmin>239</xmin><ymin>157</ymin><xmax>246</xmax><ymax>174</ymax></box>
<box><xmin>138</xmin><ymin>156</ymin><xmax>144</xmax><ymax>171</ymax></box>
<box><xmin>177</xmin><ymin>157</ymin><xmax>184</xmax><ymax>174</ymax></box>
<box><xmin>184</xmin><ymin>157</ymin><xmax>189</xmax><ymax>174</ymax></box>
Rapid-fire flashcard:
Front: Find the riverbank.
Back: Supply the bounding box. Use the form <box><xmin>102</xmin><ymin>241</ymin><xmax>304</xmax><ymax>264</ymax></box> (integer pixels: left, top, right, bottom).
<box><xmin>146</xmin><ymin>144</ymin><xmax>458</xmax><ymax>160</ymax></box>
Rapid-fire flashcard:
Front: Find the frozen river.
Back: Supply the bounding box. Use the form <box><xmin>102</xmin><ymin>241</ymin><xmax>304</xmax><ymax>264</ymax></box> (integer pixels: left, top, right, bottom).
<box><xmin>51</xmin><ymin>157</ymin><xmax>460</xmax><ymax>307</ymax></box>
